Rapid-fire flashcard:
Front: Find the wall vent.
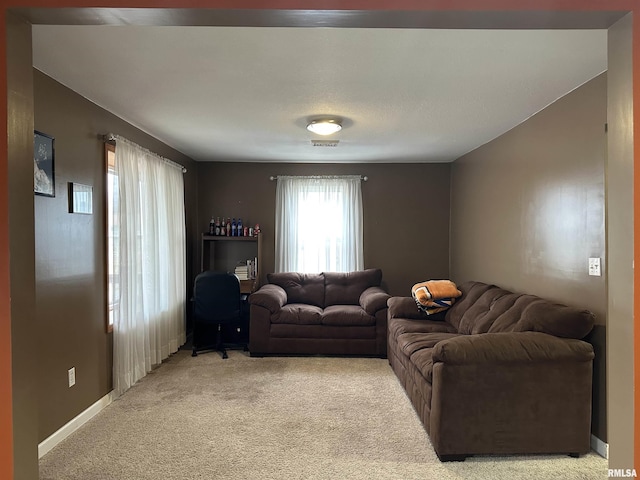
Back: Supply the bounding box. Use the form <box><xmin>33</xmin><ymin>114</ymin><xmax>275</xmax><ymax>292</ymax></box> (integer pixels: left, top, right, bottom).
<box><xmin>311</xmin><ymin>139</ymin><xmax>339</xmax><ymax>147</ymax></box>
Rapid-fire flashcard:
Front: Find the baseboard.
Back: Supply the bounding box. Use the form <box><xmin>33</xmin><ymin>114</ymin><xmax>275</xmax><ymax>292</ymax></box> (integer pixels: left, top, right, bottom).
<box><xmin>591</xmin><ymin>434</ymin><xmax>609</xmax><ymax>459</ymax></box>
<box><xmin>38</xmin><ymin>390</ymin><xmax>115</xmax><ymax>459</ymax></box>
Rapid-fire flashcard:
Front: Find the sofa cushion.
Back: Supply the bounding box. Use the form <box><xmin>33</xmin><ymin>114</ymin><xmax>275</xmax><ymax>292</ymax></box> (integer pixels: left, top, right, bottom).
<box><xmin>445</xmin><ymin>281</ymin><xmax>495</xmax><ymax>331</ymax></box>
<box><xmin>410</xmin><ymin>349</ymin><xmax>435</xmax><ymax>384</ymax></box>
<box><xmin>267</xmin><ymin>272</ymin><xmax>325</xmax><ymax>308</ymax></box>
<box><xmin>397</xmin><ymin>332</ymin><xmax>460</xmax><ymax>385</ymax></box>
<box><xmin>448</xmin><ymin>281</ymin><xmax>595</xmax><ymax>339</ymax></box>
<box><xmin>270</xmin><ymin>324</ymin><xmax>377</xmax><ymax>339</ymax></box>
<box><xmin>466</xmin><ymin>291</ymin><xmax>523</xmax><ymax>334</ymax></box>
<box><xmin>484</xmin><ymin>294</ymin><xmax>544</xmax><ymax>333</ymax></box>
<box><xmin>322</xmin><ymin>305</ymin><xmax>376</xmax><ymax>327</ymax></box>
<box><xmin>506</xmin><ymin>300</ymin><xmax>595</xmax><ymax>339</ymax></box>
<box><xmin>271</xmin><ymin>303</ymin><xmax>323</xmax><ymax>325</ymax></box>
<box><xmin>398</xmin><ymin>332</ymin><xmax>462</xmax><ymax>358</ymax></box>
<box><xmin>455</xmin><ymin>287</ymin><xmax>515</xmax><ymax>334</ymax></box>
<box><xmin>324</xmin><ymin>269</ymin><xmax>382</xmax><ymax>306</ymax></box>
<box><xmin>388</xmin><ymin>318</ymin><xmax>457</xmax><ymax>340</ymax></box>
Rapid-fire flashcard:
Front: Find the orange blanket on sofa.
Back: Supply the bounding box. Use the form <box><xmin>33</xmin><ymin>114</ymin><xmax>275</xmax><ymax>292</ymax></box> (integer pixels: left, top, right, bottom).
<box><xmin>411</xmin><ymin>280</ymin><xmax>462</xmax><ymax>315</ymax></box>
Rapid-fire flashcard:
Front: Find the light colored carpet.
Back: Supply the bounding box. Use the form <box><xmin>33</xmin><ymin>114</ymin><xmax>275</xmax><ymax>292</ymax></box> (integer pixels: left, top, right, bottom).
<box><xmin>39</xmin><ymin>349</ymin><xmax>608</xmax><ymax>480</ymax></box>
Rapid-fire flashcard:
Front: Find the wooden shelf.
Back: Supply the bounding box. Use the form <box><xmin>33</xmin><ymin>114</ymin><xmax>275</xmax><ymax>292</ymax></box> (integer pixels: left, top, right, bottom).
<box><xmin>202</xmin><ymin>235</ymin><xmax>258</xmax><ymax>242</ymax></box>
<box><xmin>200</xmin><ymin>232</ymin><xmax>262</xmax><ymax>293</ymax></box>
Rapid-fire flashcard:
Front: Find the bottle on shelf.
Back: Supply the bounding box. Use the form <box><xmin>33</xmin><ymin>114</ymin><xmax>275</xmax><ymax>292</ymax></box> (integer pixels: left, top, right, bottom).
<box><xmin>237</xmin><ymin>218</ymin><xmax>243</xmax><ymax>236</ymax></box>
<box><xmin>226</xmin><ymin>218</ymin><xmax>231</xmax><ymax>236</ymax></box>
<box><xmin>231</xmin><ymin>218</ymin><xmax>237</xmax><ymax>237</ymax></box>
<box><xmin>215</xmin><ymin>217</ymin><xmax>221</xmax><ymax>236</ymax></box>
<box><xmin>208</xmin><ymin>216</ymin><xmax>215</xmax><ymax>235</ymax></box>
<box><xmin>220</xmin><ymin>217</ymin><xmax>226</xmax><ymax>236</ymax></box>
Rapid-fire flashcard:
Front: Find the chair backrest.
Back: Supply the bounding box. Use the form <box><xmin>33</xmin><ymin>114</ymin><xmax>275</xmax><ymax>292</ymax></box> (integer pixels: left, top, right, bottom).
<box><xmin>193</xmin><ymin>271</ymin><xmax>241</xmax><ymax>324</ymax></box>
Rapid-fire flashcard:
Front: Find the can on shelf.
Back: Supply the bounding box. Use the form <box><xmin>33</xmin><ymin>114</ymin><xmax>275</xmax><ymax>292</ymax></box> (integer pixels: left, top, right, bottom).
<box><xmin>243</xmin><ymin>226</ymin><xmax>249</xmax><ymax>237</ymax></box>
<box><xmin>248</xmin><ymin>227</ymin><xmax>254</xmax><ymax>236</ymax></box>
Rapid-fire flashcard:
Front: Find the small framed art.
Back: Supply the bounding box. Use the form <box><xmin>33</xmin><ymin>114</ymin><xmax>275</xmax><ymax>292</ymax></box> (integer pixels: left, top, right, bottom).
<box><xmin>68</xmin><ymin>182</ymin><xmax>93</xmax><ymax>214</ymax></box>
<box><xmin>34</xmin><ymin>131</ymin><xmax>55</xmax><ymax>197</ymax></box>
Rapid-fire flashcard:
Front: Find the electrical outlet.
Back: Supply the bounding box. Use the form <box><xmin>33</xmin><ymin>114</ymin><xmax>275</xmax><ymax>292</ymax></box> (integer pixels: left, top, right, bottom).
<box><xmin>588</xmin><ymin>257</ymin><xmax>601</xmax><ymax>277</ymax></box>
<box><xmin>68</xmin><ymin>367</ymin><xmax>76</xmax><ymax>388</ymax></box>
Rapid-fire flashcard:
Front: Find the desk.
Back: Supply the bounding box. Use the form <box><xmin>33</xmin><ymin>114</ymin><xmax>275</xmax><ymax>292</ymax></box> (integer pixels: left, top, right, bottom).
<box><xmin>240</xmin><ymin>279</ymin><xmax>256</xmax><ymax>294</ymax></box>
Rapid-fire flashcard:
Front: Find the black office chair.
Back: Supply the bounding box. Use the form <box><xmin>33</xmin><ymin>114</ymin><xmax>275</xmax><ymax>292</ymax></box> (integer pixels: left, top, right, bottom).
<box><xmin>191</xmin><ymin>270</ymin><xmax>241</xmax><ymax>359</ymax></box>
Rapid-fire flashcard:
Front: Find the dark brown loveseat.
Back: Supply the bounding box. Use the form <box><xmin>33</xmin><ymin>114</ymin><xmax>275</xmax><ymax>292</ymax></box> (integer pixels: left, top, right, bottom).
<box><xmin>249</xmin><ymin>268</ymin><xmax>390</xmax><ymax>356</ymax></box>
<box><xmin>388</xmin><ymin>280</ymin><xmax>595</xmax><ymax>461</ymax></box>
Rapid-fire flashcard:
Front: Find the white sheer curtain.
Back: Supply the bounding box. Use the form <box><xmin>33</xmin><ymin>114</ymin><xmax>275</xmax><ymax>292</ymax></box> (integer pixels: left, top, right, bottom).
<box><xmin>113</xmin><ymin>136</ymin><xmax>186</xmax><ymax>397</ymax></box>
<box><xmin>275</xmin><ymin>175</ymin><xmax>363</xmax><ymax>273</ymax></box>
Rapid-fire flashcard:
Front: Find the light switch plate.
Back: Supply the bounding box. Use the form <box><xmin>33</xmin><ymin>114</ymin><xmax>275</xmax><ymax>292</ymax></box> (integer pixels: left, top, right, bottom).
<box><xmin>589</xmin><ymin>257</ymin><xmax>601</xmax><ymax>276</ymax></box>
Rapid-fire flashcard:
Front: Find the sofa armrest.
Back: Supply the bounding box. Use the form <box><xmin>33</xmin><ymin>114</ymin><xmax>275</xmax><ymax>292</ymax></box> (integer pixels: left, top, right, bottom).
<box><xmin>248</xmin><ymin>284</ymin><xmax>287</xmax><ymax>314</ymax></box>
<box><xmin>359</xmin><ymin>287</ymin><xmax>391</xmax><ymax>315</ymax></box>
<box><xmin>432</xmin><ymin>331</ymin><xmax>594</xmax><ymax>365</ymax></box>
<box><xmin>387</xmin><ymin>296</ymin><xmax>426</xmax><ymax>320</ymax></box>
<box><xmin>429</xmin><ymin>332</ymin><xmax>594</xmax><ymax>458</ymax></box>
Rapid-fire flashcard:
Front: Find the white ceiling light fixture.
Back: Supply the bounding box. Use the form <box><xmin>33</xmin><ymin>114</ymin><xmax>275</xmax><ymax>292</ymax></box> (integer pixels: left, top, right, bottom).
<box><xmin>306</xmin><ymin>118</ymin><xmax>342</xmax><ymax>136</ymax></box>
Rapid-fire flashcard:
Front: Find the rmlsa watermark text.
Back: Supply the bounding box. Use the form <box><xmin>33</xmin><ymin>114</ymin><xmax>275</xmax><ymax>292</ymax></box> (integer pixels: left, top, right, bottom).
<box><xmin>609</xmin><ymin>469</ymin><xmax>638</xmax><ymax>478</ymax></box>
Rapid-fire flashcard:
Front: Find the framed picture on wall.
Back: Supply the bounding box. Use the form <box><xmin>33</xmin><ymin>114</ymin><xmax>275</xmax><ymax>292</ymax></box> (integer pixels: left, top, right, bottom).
<box><xmin>34</xmin><ymin>130</ymin><xmax>55</xmax><ymax>197</ymax></box>
<box><xmin>68</xmin><ymin>182</ymin><xmax>93</xmax><ymax>214</ymax></box>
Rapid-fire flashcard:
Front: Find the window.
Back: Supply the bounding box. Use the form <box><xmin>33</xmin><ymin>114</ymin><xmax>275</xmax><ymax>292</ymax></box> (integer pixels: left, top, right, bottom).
<box><xmin>275</xmin><ymin>175</ymin><xmax>363</xmax><ymax>273</ymax></box>
<box><xmin>109</xmin><ymin>135</ymin><xmax>186</xmax><ymax>396</ymax></box>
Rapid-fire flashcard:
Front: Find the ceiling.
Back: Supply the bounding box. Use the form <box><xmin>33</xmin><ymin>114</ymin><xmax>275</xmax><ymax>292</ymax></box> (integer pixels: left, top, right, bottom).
<box><xmin>32</xmin><ymin>25</ymin><xmax>607</xmax><ymax>163</ymax></box>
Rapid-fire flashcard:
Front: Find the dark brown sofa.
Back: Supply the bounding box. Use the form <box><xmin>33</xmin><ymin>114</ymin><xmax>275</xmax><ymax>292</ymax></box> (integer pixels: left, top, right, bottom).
<box><xmin>249</xmin><ymin>268</ymin><xmax>390</xmax><ymax>356</ymax></box>
<box><xmin>387</xmin><ymin>280</ymin><xmax>595</xmax><ymax>461</ymax></box>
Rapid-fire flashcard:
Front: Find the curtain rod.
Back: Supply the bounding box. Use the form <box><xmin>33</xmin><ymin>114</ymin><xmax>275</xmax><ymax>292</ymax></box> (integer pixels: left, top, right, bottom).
<box><xmin>270</xmin><ymin>175</ymin><xmax>368</xmax><ymax>181</ymax></box>
<box><xmin>103</xmin><ymin>133</ymin><xmax>187</xmax><ymax>174</ymax></box>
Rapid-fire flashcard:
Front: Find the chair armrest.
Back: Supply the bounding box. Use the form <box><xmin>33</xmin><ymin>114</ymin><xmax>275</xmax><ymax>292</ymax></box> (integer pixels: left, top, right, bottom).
<box><xmin>248</xmin><ymin>284</ymin><xmax>287</xmax><ymax>314</ymax></box>
<box><xmin>359</xmin><ymin>287</ymin><xmax>391</xmax><ymax>315</ymax></box>
<box><xmin>432</xmin><ymin>331</ymin><xmax>594</xmax><ymax>365</ymax></box>
<box><xmin>387</xmin><ymin>296</ymin><xmax>426</xmax><ymax>320</ymax></box>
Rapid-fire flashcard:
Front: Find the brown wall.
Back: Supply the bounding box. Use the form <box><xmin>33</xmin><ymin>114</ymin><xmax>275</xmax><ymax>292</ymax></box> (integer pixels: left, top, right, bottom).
<box><xmin>450</xmin><ymin>73</ymin><xmax>607</xmax><ymax>440</ymax></box>
<box><xmin>197</xmin><ymin>162</ymin><xmax>451</xmax><ymax>296</ymax></box>
<box><xmin>33</xmin><ymin>70</ymin><xmax>199</xmax><ymax>442</ymax></box>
